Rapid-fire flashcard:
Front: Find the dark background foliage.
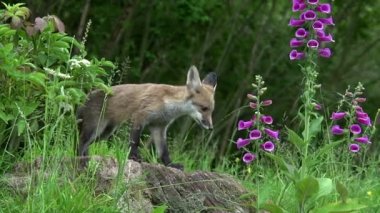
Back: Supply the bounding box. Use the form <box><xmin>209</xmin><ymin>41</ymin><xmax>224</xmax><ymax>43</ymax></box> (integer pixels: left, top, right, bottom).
<box><xmin>5</xmin><ymin>0</ymin><xmax>380</xmax><ymax>158</ymax></box>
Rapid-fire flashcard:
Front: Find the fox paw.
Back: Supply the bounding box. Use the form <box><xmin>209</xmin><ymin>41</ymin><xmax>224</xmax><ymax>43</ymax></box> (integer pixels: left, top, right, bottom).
<box><xmin>128</xmin><ymin>154</ymin><xmax>142</xmax><ymax>163</ymax></box>
<box><xmin>167</xmin><ymin>162</ymin><xmax>184</xmax><ymax>171</ymax></box>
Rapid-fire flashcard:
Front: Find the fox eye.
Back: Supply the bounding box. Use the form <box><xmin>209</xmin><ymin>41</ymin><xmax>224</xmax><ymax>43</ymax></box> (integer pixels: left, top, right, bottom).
<box><xmin>201</xmin><ymin>106</ymin><xmax>209</xmax><ymax>111</ymax></box>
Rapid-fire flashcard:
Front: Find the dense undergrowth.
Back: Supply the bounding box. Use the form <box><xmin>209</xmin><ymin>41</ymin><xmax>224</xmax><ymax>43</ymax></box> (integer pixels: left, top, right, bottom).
<box><xmin>1</xmin><ymin>2</ymin><xmax>380</xmax><ymax>213</ymax></box>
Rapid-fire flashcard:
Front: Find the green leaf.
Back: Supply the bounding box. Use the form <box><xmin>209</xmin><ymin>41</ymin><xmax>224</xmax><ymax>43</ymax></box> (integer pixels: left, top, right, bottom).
<box><xmin>286</xmin><ymin>127</ymin><xmax>306</xmax><ymax>153</ymax></box>
<box><xmin>17</xmin><ymin>119</ymin><xmax>26</xmax><ymax>136</ymax></box>
<box><xmin>53</xmin><ymin>40</ymin><xmax>70</xmax><ymax>49</ymax></box>
<box><xmin>0</xmin><ymin>111</ymin><xmax>14</xmax><ymax>123</ymax></box>
<box><xmin>265</xmin><ymin>153</ymin><xmax>296</xmax><ymax>180</ymax></box>
<box><xmin>99</xmin><ymin>60</ymin><xmax>116</xmax><ymax>69</ymax></box>
<box><xmin>308</xmin><ymin>116</ymin><xmax>323</xmax><ymax>139</ymax></box>
<box><xmin>94</xmin><ymin>82</ymin><xmax>112</xmax><ymax>94</ymax></box>
<box><xmin>260</xmin><ymin>203</ymin><xmax>286</xmax><ymax>213</ymax></box>
<box><xmin>152</xmin><ymin>204</ymin><xmax>168</xmax><ymax>213</ymax></box>
<box><xmin>295</xmin><ymin>176</ymin><xmax>319</xmax><ymax>204</ymax></box>
<box><xmin>314</xmin><ymin>178</ymin><xmax>333</xmax><ymax>200</ymax></box>
<box><xmin>314</xmin><ymin>140</ymin><xmax>345</xmax><ymax>158</ymax></box>
<box><xmin>336</xmin><ymin>182</ymin><xmax>349</xmax><ymax>203</ymax></box>
<box><xmin>27</xmin><ymin>72</ymin><xmax>47</xmax><ymax>87</ymax></box>
<box><xmin>312</xmin><ymin>199</ymin><xmax>367</xmax><ymax>213</ymax></box>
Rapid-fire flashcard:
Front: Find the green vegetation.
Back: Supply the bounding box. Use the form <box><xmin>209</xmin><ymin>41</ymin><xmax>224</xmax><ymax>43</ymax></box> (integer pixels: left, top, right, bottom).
<box><xmin>1</xmin><ymin>1</ymin><xmax>380</xmax><ymax>212</ymax></box>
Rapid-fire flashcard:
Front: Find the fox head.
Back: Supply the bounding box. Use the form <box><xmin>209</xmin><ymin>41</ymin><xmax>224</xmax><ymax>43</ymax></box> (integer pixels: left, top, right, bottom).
<box><xmin>186</xmin><ymin>66</ymin><xmax>217</xmax><ymax>130</ymax></box>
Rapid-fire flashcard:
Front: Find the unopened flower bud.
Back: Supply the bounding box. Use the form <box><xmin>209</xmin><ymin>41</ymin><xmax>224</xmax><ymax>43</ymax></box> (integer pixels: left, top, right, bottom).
<box><xmin>247</xmin><ymin>94</ymin><xmax>257</xmax><ymax>101</ymax></box>
<box><xmin>345</xmin><ymin>92</ymin><xmax>353</xmax><ymax>97</ymax></box>
<box><xmin>262</xmin><ymin>99</ymin><xmax>272</xmax><ymax>106</ymax></box>
<box><xmin>251</xmin><ymin>83</ymin><xmax>258</xmax><ymax>88</ymax></box>
<box><xmin>313</xmin><ymin>103</ymin><xmax>322</xmax><ymax>110</ymax></box>
<box><xmin>355</xmin><ymin>97</ymin><xmax>366</xmax><ymax>103</ymax></box>
<box><xmin>249</xmin><ymin>102</ymin><xmax>257</xmax><ymax>109</ymax></box>
<box><xmin>314</xmin><ymin>84</ymin><xmax>321</xmax><ymax>89</ymax></box>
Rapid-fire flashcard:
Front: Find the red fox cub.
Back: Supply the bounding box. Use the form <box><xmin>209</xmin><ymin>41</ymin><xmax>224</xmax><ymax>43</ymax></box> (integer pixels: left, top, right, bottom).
<box><xmin>76</xmin><ymin>66</ymin><xmax>217</xmax><ymax>169</ymax></box>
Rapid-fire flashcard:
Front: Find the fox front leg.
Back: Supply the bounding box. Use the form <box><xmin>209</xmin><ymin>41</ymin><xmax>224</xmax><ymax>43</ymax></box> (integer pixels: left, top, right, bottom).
<box><xmin>129</xmin><ymin>125</ymin><xmax>142</xmax><ymax>162</ymax></box>
<box><xmin>150</xmin><ymin>126</ymin><xmax>184</xmax><ymax>170</ymax></box>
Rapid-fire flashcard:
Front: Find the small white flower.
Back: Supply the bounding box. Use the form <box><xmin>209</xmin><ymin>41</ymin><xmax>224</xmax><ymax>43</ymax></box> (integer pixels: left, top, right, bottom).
<box><xmin>44</xmin><ymin>68</ymin><xmax>72</xmax><ymax>79</ymax></box>
<box><xmin>68</xmin><ymin>58</ymin><xmax>91</xmax><ymax>69</ymax></box>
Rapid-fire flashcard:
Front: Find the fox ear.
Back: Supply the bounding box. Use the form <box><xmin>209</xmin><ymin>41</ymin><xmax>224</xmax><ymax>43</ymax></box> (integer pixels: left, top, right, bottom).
<box><xmin>186</xmin><ymin>65</ymin><xmax>201</xmax><ymax>91</ymax></box>
<box><xmin>202</xmin><ymin>72</ymin><xmax>217</xmax><ymax>91</ymax></box>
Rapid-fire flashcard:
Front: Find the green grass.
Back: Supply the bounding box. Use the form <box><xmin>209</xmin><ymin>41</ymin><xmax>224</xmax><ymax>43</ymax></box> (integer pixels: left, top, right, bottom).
<box><xmin>0</xmin><ymin>118</ymin><xmax>380</xmax><ymax>212</ymax></box>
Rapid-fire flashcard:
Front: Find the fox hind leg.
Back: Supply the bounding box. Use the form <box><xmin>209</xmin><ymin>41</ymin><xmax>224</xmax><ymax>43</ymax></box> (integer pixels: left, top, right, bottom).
<box><xmin>77</xmin><ymin>120</ymin><xmax>108</xmax><ymax>157</ymax></box>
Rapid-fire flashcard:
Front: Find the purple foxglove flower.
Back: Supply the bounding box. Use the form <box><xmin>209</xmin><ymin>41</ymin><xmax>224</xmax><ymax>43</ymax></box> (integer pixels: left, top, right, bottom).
<box><xmin>289</xmin><ymin>49</ymin><xmax>305</xmax><ymax>60</ymax></box>
<box><xmin>349</xmin><ymin>144</ymin><xmax>360</xmax><ymax>153</ymax></box>
<box><xmin>249</xmin><ymin>102</ymin><xmax>257</xmax><ymax>109</ymax></box>
<box><xmin>312</xmin><ymin>21</ymin><xmax>324</xmax><ymax>31</ymax></box>
<box><xmin>242</xmin><ymin>152</ymin><xmax>256</xmax><ymax>164</ymax></box>
<box><xmin>262</xmin><ymin>141</ymin><xmax>275</xmax><ymax>152</ymax></box>
<box><xmin>264</xmin><ymin>128</ymin><xmax>280</xmax><ymax>140</ymax></box>
<box><xmin>316</xmin><ymin>30</ymin><xmax>326</xmax><ymax>38</ymax></box>
<box><xmin>289</xmin><ymin>18</ymin><xmax>306</xmax><ymax>27</ymax></box>
<box><xmin>357</xmin><ymin>117</ymin><xmax>372</xmax><ymax>126</ymax></box>
<box><xmin>307</xmin><ymin>0</ymin><xmax>319</xmax><ymax>5</ymax></box>
<box><xmin>331</xmin><ymin>112</ymin><xmax>346</xmax><ymax>120</ymax></box>
<box><xmin>295</xmin><ymin>28</ymin><xmax>308</xmax><ymax>38</ymax></box>
<box><xmin>249</xmin><ymin>129</ymin><xmax>262</xmax><ymax>140</ymax></box>
<box><xmin>318</xmin><ymin>33</ymin><xmax>335</xmax><ymax>43</ymax></box>
<box><xmin>355</xmin><ymin>106</ymin><xmax>364</xmax><ymax>112</ymax></box>
<box><xmin>303</xmin><ymin>10</ymin><xmax>317</xmax><ymax>20</ymax></box>
<box><xmin>331</xmin><ymin>125</ymin><xmax>344</xmax><ymax>135</ymax></box>
<box><xmin>319</xmin><ymin>17</ymin><xmax>335</xmax><ymax>25</ymax></box>
<box><xmin>349</xmin><ymin>124</ymin><xmax>362</xmax><ymax>135</ymax></box>
<box><xmin>238</xmin><ymin>120</ymin><xmax>253</xmax><ymax>130</ymax></box>
<box><xmin>356</xmin><ymin>111</ymin><xmax>368</xmax><ymax>118</ymax></box>
<box><xmin>316</xmin><ymin>3</ymin><xmax>332</xmax><ymax>14</ymax></box>
<box><xmin>313</xmin><ymin>103</ymin><xmax>322</xmax><ymax>110</ymax></box>
<box><xmin>261</xmin><ymin>115</ymin><xmax>273</xmax><ymax>125</ymax></box>
<box><xmin>290</xmin><ymin>38</ymin><xmax>304</xmax><ymax>48</ymax></box>
<box><xmin>293</xmin><ymin>2</ymin><xmax>307</xmax><ymax>12</ymax></box>
<box><xmin>318</xmin><ymin>48</ymin><xmax>332</xmax><ymax>58</ymax></box>
<box><xmin>355</xmin><ymin>136</ymin><xmax>371</xmax><ymax>144</ymax></box>
<box><xmin>262</xmin><ymin>99</ymin><xmax>273</xmax><ymax>106</ymax></box>
<box><xmin>237</xmin><ymin>138</ymin><xmax>251</xmax><ymax>149</ymax></box>
<box><xmin>307</xmin><ymin>39</ymin><xmax>319</xmax><ymax>49</ymax></box>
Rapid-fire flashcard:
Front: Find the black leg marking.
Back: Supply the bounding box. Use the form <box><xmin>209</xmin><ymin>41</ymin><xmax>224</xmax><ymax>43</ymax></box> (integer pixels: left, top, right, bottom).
<box><xmin>161</xmin><ymin>144</ymin><xmax>184</xmax><ymax>170</ymax></box>
<box><xmin>129</xmin><ymin>126</ymin><xmax>142</xmax><ymax>162</ymax></box>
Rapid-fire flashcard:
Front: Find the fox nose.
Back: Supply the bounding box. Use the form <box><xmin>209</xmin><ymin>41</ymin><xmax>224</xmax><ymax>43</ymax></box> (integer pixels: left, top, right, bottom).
<box><xmin>201</xmin><ymin>119</ymin><xmax>213</xmax><ymax>130</ymax></box>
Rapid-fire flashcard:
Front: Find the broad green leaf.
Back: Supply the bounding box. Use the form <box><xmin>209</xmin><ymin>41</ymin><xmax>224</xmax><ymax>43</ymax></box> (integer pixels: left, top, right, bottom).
<box><xmin>308</xmin><ymin>116</ymin><xmax>323</xmax><ymax>139</ymax></box>
<box><xmin>295</xmin><ymin>176</ymin><xmax>319</xmax><ymax>204</ymax></box>
<box><xmin>260</xmin><ymin>203</ymin><xmax>286</xmax><ymax>213</ymax></box>
<box><xmin>60</xmin><ymin>36</ymin><xmax>82</xmax><ymax>49</ymax></box>
<box><xmin>99</xmin><ymin>60</ymin><xmax>116</xmax><ymax>69</ymax></box>
<box><xmin>53</xmin><ymin>40</ymin><xmax>70</xmax><ymax>49</ymax></box>
<box><xmin>27</xmin><ymin>72</ymin><xmax>46</xmax><ymax>87</ymax></box>
<box><xmin>17</xmin><ymin>119</ymin><xmax>26</xmax><ymax>136</ymax></box>
<box><xmin>312</xmin><ymin>199</ymin><xmax>367</xmax><ymax>213</ymax></box>
<box><xmin>16</xmin><ymin>101</ymin><xmax>39</xmax><ymax>116</ymax></box>
<box><xmin>286</xmin><ymin>127</ymin><xmax>306</xmax><ymax>152</ymax></box>
<box><xmin>314</xmin><ymin>178</ymin><xmax>333</xmax><ymax>200</ymax></box>
<box><xmin>336</xmin><ymin>182</ymin><xmax>349</xmax><ymax>203</ymax></box>
<box><xmin>0</xmin><ymin>111</ymin><xmax>14</xmax><ymax>123</ymax></box>
<box><xmin>94</xmin><ymin>82</ymin><xmax>112</xmax><ymax>94</ymax></box>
